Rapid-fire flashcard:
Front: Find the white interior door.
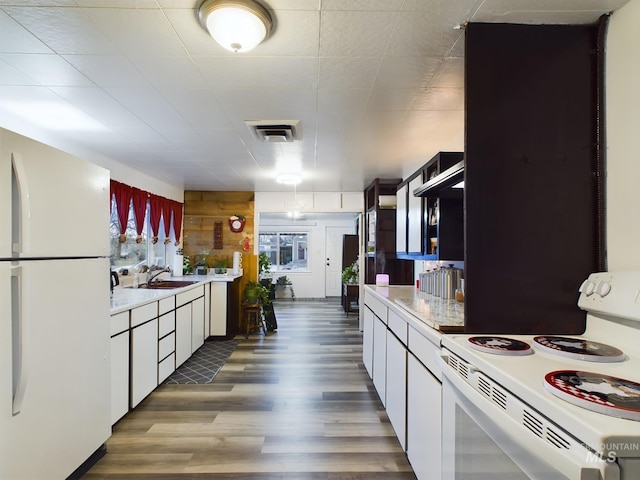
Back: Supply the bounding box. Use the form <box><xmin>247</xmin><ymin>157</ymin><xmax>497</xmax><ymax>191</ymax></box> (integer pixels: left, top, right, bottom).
<box><xmin>325</xmin><ymin>226</ymin><xmax>353</xmax><ymax>297</ymax></box>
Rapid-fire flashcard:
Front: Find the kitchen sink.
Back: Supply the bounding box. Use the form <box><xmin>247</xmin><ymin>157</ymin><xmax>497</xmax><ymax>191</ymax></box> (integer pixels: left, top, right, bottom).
<box><xmin>140</xmin><ymin>280</ymin><xmax>199</xmax><ymax>289</ymax></box>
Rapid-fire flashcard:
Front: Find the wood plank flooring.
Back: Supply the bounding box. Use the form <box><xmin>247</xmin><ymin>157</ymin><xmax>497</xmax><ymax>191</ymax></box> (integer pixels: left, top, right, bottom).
<box><xmin>84</xmin><ymin>300</ymin><xmax>417</xmax><ymax>479</ymax></box>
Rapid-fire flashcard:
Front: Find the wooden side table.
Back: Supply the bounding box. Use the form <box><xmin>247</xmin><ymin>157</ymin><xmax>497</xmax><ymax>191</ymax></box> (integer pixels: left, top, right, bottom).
<box><xmin>342</xmin><ymin>283</ymin><xmax>359</xmax><ymax>314</ymax></box>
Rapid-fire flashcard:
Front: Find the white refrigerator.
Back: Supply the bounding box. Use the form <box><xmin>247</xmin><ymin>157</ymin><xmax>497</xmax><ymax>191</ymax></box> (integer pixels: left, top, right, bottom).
<box><xmin>0</xmin><ymin>129</ymin><xmax>112</xmax><ymax>479</ymax></box>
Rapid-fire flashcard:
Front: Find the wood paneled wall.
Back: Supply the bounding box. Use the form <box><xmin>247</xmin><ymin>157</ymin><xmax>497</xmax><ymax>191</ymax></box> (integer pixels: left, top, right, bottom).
<box><xmin>183</xmin><ymin>191</ymin><xmax>257</xmax><ymax>283</ymax></box>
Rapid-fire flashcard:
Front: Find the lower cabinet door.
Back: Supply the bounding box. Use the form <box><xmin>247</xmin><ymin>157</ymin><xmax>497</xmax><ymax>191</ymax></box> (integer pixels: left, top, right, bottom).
<box><xmin>372</xmin><ymin>315</ymin><xmax>387</xmax><ymax>406</ymax></box>
<box><xmin>110</xmin><ymin>330</ymin><xmax>130</xmax><ymax>425</ymax></box>
<box><xmin>131</xmin><ymin>318</ymin><xmax>159</xmax><ymax>408</ymax></box>
<box><xmin>407</xmin><ymin>353</ymin><xmax>442</xmax><ymax>480</ymax></box>
<box><xmin>176</xmin><ymin>304</ymin><xmax>192</xmax><ymax>367</ymax></box>
<box><xmin>363</xmin><ymin>307</ymin><xmax>374</xmax><ymax>378</ymax></box>
<box><xmin>191</xmin><ymin>296</ymin><xmax>205</xmax><ymax>353</ymax></box>
<box><xmin>386</xmin><ymin>331</ymin><xmax>407</xmax><ymax>450</ymax></box>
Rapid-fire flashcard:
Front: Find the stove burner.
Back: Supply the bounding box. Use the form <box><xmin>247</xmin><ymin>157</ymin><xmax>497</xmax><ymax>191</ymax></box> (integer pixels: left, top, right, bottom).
<box><xmin>544</xmin><ymin>370</ymin><xmax>640</xmax><ymax>421</ymax></box>
<box><xmin>533</xmin><ymin>336</ymin><xmax>625</xmax><ymax>362</ymax></box>
<box><xmin>467</xmin><ymin>336</ymin><xmax>532</xmax><ymax>356</ymax></box>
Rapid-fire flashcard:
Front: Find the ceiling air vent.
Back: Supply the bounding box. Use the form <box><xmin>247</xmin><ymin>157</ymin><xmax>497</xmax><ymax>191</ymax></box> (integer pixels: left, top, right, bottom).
<box><xmin>246</xmin><ymin>120</ymin><xmax>302</xmax><ymax>143</ymax></box>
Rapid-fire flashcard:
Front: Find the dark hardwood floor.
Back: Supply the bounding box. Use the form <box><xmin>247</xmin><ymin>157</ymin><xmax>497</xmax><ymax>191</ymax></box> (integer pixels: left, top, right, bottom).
<box><xmin>84</xmin><ymin>300</ymin><xmax>417</xmax><ymax>479</ymax></box>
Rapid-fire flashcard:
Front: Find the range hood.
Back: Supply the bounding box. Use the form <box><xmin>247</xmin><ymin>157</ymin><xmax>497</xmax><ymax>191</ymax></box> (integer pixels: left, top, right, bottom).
<box><xmin>413</xmin><ymin>160</ymin><xmax>464</xmax><ymax>197</ymax></box>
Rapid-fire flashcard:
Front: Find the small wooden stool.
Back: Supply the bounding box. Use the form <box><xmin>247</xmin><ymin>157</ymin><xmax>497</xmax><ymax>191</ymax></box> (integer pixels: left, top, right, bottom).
<box><xmin>243</xmin><ymin>303</ymin><xmax>267</xmax><ymax>338</ymax></box>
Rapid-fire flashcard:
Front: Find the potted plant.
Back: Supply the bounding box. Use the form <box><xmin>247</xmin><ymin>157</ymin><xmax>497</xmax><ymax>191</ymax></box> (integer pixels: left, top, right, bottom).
<box><xmin>244</xmin><ymin>280</ymin><xmax>271</xmax><ymax>305</ymax></box>
<box><xmin>213</xmin><ymin>256</ymin><xmax>228</xmax><ymax>275</ymax></box>
<box><xmin>258</xmin><ymin>252</ymin><xmax>272</xmax><ymax>279</ymax></box>
<box><xmin>275</xmin><ymin>275</ymin><xmax>295</xmax><ymax>300</ymax></box>
<box><xmin>341</xmin><ymin>259</ymin><xmax>359</xmax><ymax>285</ymax></box>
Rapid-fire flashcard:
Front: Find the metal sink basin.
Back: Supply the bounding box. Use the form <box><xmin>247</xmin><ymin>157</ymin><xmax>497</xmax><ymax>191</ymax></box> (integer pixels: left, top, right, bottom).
<box><xmin>141</xmin><ymin>280</ymin><xmax>199</xmax><ymax>289</ymax></box>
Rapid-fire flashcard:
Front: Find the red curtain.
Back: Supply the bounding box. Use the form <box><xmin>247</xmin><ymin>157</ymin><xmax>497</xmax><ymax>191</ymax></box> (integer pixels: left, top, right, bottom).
<box><xmin>131</xmin><ymin>187</ymin><xmax>148</xmax><ymax>242</ymax></box>
<box><xmin>149</xmin><ymin>194</ymin><xmax>163</xmax><ymax>244</ymax></box>
<box><xmin>110</xmin><ymin>180</ymin><xmax>132</xmax><ymax>243</ymax></box>
<box><xmin>112</xmin><ymin>179</ymin><xmax>183</xmax><ymax>245</ymax></box>
<box><xmin>171</xmin><ymin>201</ymin><xmax>183</xmax><ymax>245</ymax></box>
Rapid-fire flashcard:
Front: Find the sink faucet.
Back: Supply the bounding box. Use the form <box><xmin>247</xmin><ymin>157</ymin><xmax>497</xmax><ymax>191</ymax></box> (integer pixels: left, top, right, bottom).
<box><xmin>146</xmin><ymin>265</ymin><xmax>172</xmax><ymax>285</ymax></box>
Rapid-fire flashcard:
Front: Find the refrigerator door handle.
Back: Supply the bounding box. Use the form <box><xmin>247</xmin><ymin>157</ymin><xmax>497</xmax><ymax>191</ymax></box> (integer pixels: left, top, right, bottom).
<box><xmin>11</xmin><ymin>153</ymin><xmax>30</xmax><ymax>255</ymax></box>
<box><xmin>11</xmin><ymin>266</ymin><xmax>28</xmax><ymax>415</ymax></box>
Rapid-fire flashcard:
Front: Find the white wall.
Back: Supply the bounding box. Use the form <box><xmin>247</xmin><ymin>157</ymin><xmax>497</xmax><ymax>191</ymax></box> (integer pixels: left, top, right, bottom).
<box><xmin>606</xmin><ymin>0</ymin><xmax>640</xmax><ymax>270</ymax></box>
<box><xmin>259</xmin><ymin>215</ymin><xmax>358</xmax><ymax>298</ymax></box>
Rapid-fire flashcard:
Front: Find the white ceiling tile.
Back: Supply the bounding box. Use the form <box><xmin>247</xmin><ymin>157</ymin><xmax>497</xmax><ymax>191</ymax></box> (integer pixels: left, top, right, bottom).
<box><xmin>130</xmin><ymin>56</ymin><xmax>208</xmax><ymax>89</ymax></box>
<box><xmin>386</xmin><ymin>9</ymin><xmax>466</xmax><ymax>58</ymax></box>
<box><xmin>322</xmin><ymin>0</ymin><xmax>404</xmax><ymax>10</ymax></box>
<box><xmin>50</xmin><ymin>86</ymin><xmax>146</xmax><ymax>128</ymax></box>
<box><xmin>375</xmin><ymin>56</ymin><xmax>442</xmax><ymax>88</ymax></box>
<box><xmin>84</xmin><ymin>7</ymin><xmax>187</xmax><ymax>57</ymax></box>
<box><xmin>428</xmin><ymin>57</ymin><xmax>464</xmax><ymax>88</ymax></box>
<box><xmin>0</xmin><ymin>10</ymin><xmax>52</xmax><ymax>54</ymax></box>
<box><xmin>2</xmin><ymin>6</ymin><xmax>119</xmax><ymax>55</ymax></box>
<box><xmin>251</xmin><ymin>10</ymin><xmax>321</xmax><ymax>57</ymax></box>
<box><xmin>196</xmin><ymin>57</ymin><xmax>318</xmax><ymax>89</ymax></box>
<box><xmin>319</xmin><ymin>10</ymin><xmax>396</xmax><ymax>57</ymax></box>
<box><xmin>474</xmin><ymin>0</ymin><xmax>631</xmax><ymax>24</ymax></box>
<box><xmin>1</xmin><ymin>53</ymin><xmax>93</xmax><ymax>86</ymax></box>
<box><xmin>367</xmin><ymin>88</ymin><xmax>418</xmax><ymax>111</ymax></box>
<box><xmin>0</xmin><ymin>57</ymin><xmax>41</xmax><ymax>85</ymax></box>
<box><xmin>412</xmin><ymin>87</ymin><xmax>464</xmax><ymax>111</ymax></box>
<box><xmin>319</xmin><ymin>57</ymin><xmax>381</xmax><ymax>88</ymax></box>
<box><xmin>159</xmin><ymin>88</ymin><xmax>230</xmax><ymax>129</ymax></box>
<box><xmin>261</xmin><ymin>0</ymin><xmax>320</xmax><ymax>11</ymax></box>
<box><xmin>63</xmin><ymin>54</ymin><xmax>150</xmax><ymax>88</ymax></box>
<box><xmin>104</xmin><ymin>87</ymin><xmax>191</xmax><ymax>130</ymax></box>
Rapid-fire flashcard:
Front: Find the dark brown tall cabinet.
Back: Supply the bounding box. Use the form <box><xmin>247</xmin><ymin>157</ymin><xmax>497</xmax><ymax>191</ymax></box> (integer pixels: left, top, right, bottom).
<box><xmin>464</xmin><ymin>22</ymin><xmax>607</xmax><ymax>334</ymax></box>
<box><xmin>364</xmin><ymin>179</ymin><xmax>414</xmax><ymax>285</ymax></box>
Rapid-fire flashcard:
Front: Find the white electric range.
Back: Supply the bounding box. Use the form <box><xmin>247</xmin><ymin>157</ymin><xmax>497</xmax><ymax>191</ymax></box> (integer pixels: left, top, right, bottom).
<box><xmin>440</xmin><ymin>271</ymin><xmax>640</xmax><ymax>480</ymax></box>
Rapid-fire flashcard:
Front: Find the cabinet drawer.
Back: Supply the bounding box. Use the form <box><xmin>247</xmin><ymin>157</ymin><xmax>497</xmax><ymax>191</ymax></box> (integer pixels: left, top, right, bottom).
<box><xmin>159</xmin><ymin>296</ymin><xmax>175</xmax><ymax>315</ymax></box>
<box><xmin>158</xmin><ymin>311</ymin><xmax>176</xmax><ymax>338</ymax></box>
<box><xmin>158</xmin><ymin>332</ymin><xmax>175</xmax><ymax>361</ymax></box>
<box><xmin>158</xmin><ymin>353</ymin><xmax>175</xmax><ymax>383</ymax></box>
<box><xmin>110</xmin><ymin>311</ymin><xmax>129</xmax><ymax>336</ymax></box>
<box><xmin>364</xmin><ymin>290</ymin><xmax>387</xmax><ymax>323</ymax></box>
<box><xmin>176</xmin><ymin>285</ymin><xmax>205</xmax><ymax>306</ymax></box>
<box><xmin>408</xmin><ymin>325</ymin><xmax>442</xmax><ymax>381</ymax></box>
<box><xmin>388</xmin><ymin>308</ymin><xmax>408</xmax><ymax>345</ymax></box>
<box><xmin>131</xmin><ymin>301</ymin><xmax>157</xmax><ymax>327</ymax></box>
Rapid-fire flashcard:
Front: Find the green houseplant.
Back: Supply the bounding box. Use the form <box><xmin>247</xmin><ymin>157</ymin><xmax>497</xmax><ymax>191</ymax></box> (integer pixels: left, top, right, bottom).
<box><xmin>275</xmin><ymin>275</ymin><xmax>295</xmax><ymax>300</ymax></box>
<box><xmin>244</xmin><ymin>280</ymin><xmax>270</xmax><ymax>305</ymax></box>
<box><xmin>341</xmin><ymin>259</ymin><xmax>359</xmax><ymax>285</ymax></box>
<box><xmin>213</xmin><ymin>256</ymin><xmax>228</xmax><ymax>275</ymax></box>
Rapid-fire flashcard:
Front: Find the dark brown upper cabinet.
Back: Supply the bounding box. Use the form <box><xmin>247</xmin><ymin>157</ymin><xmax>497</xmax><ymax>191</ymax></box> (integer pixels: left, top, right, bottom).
<box><xmin>464</xmin><ymin>21</ymin><xmax>607</xmax><ymax>334</ymax></box>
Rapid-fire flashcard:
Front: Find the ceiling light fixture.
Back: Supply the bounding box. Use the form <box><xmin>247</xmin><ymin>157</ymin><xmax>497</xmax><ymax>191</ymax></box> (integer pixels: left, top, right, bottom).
<box><xmin>276</xmin><ymin>173</ymin><xmax>302</xmax><ymax>185</ymax></box>
<box><xmin>198</xmin><ymin>0</ymin><xmax>272</xmax><ymax>53</ymax></box>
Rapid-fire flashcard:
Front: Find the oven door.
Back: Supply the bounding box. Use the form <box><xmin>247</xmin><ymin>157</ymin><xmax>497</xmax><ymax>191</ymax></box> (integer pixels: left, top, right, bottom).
<box><xmin>441</xmin><ymin>354</ymin><xmax>620</xmax><ymax>480</ymax></box>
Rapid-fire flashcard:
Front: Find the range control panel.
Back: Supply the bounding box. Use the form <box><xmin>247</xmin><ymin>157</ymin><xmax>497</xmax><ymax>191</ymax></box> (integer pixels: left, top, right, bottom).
<box><xmin>578</xmin><ymin>271</ymin><xmax>640</xmax><ymax>321</ymax></box>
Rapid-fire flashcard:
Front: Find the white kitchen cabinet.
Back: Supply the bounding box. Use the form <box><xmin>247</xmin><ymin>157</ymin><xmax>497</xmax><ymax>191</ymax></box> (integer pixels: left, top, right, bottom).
<box><xmin>362</xmin><ymin>306</ymin><xmax>374</xmax><ymax>377</ymax></box>
<box><xmin>175</xmin><ymin>303</ymin><xmax>192</xmax><ymax>368</ymax></box>
<box><xmin>407</xmin><ymin>353</ymin><xmax>442</xmax><ymax>480</ymax></box>
<box><xmin>110</xmin><ymin>311</ymin><xmax>130</xmax><ymax>425</ymax></box>
<box><xmin>372</xmin><ymin>314</ymin><xmax>387</xmax><ymax>406</ymax></box>
<box><xmin>209</xmin><ymin>281</ymin><xmax>228</xmax><ymax>336</ymax></box>
<box><xmin>191</xmin><ymin>295</ymin><xmax>205</xmax><ymax>353</ymax></box>
<box><xmin>131</xmin><ymin>317</ymin><xmax>159</xmax><ymax>408</ymax></box>
<box><xmin>386</xmin><ymin>330</ymin><xmax>407</xmax><ymax>450</ymax></box>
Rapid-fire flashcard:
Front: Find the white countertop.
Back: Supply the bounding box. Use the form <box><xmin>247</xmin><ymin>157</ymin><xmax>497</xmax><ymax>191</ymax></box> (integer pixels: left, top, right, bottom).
<box><xmin>110</xmin><ymin>273</ymin><xmax>241</xmax><ymax>314</ymax></box>
<box><xmin>365</xmin><ymin>284</ymin><xmax>465</xmax><ymax>333</ymax></box>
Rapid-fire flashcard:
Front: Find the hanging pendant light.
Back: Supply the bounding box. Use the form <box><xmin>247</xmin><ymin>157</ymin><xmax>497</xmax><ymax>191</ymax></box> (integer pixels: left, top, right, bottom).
<box><xmin>198</xmin><ymin>0</ymin><xmax>272</xmax><ymax>53</ymax></box>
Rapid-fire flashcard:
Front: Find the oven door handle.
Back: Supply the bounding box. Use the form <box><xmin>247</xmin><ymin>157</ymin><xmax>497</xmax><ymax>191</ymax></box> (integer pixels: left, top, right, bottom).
<box><xmin>439</xmin><ymin>353</ymin><xmax>620</xmax><ymax>480</ymax></box>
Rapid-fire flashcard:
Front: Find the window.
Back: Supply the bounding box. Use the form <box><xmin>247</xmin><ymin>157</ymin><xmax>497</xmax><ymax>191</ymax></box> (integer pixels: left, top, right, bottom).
<box><xmin>259</xmin><ymin>232</ymin><xmax>308</xmax><ymax>272</ymax></box>
<box><xmin>109</xmin><ymin>199</ymin><xmax>167</xmax><ymax>271</ymax></box>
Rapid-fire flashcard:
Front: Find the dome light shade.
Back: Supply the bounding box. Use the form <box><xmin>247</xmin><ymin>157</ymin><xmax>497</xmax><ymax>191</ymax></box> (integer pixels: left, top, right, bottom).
<box><xmin>198</xmin><ymin>0</ymin><xmax>272</xmax><ymax>53</ymax></box>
